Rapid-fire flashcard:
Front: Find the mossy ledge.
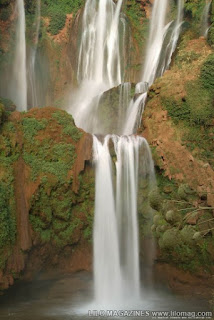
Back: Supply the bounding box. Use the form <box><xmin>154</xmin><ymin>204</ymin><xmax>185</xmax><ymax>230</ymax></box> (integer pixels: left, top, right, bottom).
<box><xmin>0</xmin><ymin>105</ymin><xmax>94</xmax><ymax>292</ymax></box>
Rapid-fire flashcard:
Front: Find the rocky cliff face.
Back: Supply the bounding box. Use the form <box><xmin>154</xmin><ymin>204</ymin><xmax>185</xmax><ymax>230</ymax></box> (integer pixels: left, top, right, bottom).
<box><xmin>0</xmin><ymin>105</ymin><xmax>94</xmax><ymax>291</ymax></box>
<box><xmin>139</xmin><ymin>33</ymin><xmax>214</xmax><ymax>300</ymax></box>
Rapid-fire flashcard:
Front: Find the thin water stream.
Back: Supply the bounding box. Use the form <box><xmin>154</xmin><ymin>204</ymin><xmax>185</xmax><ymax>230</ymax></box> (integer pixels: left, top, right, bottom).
<box><xmin>10</xmin><ymin>0</ymin><xmax>27</xmax><ymax>111</ymax></box>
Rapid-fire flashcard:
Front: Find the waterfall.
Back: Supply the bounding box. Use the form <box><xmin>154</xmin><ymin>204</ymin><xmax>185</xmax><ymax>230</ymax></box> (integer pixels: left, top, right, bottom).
<box><xmin>69</xmin><ymin>0</ymin><xmax>183</xmax><ymax>308</ymax></box>
<box><xmin>123</xmin><ymin>0</ymin><xmax>184</xmax><ymax>135</ymax></box>
<box><xmin>28</xmin><ymin>0</ymin><xmax>41</xmax><ymax>108</ymax></box>
<box><xmin>141</xmin><ymin>0</ymin><xmax>169</xmax><ymax>87</ymax></box>
<box><xmin>123</xmin><ymin>92</ymin><xmax>147</xmax><ymax>135</ymax></box>
<box><xmin>158</xmin><ymin>0</ymin><xmax>184</xmax><ymax>77</ymax></box>
<box><xmin>69</xmin><ymin>0</ymin><xmax>125</xmax><ymax>133</ymax></box>
<box><xmin>10</xmin><ymin>0</ymin><xmax>27</xmax><ymax>111</ymax></box>
<box><xmin>201</xmin><ymin>1</ymin><xmax>212</xmax><ymax>38</ymax></box>
<box><xmin>77</xmin><ymin>0</ymin><xmax>123</xmax><ymax>86</ymax></box>
<box><xmin>93</xmin><ymin>135</ymin><xmax>122</xmax><ymax>305</ymax></box>
<box><xmin>93</xmin><ymin>135</ymin><xmax>154</xmax><ymax>306</ymax></box>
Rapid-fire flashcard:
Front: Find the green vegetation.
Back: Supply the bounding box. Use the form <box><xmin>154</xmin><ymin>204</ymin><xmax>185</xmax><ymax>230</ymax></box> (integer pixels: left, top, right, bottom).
<box><xmin>52</xmin><ymin>110</ymin><xmax>83</xmax><ymax>141</ymax></box>
<box><xmin>0</xmin><ymin>5</ymin><xmax>11</xmax><ymax>21</ymax></box>
<box><xmin>150</xmin><ymin>178</ymin><xmax>214</xmax><ymax>272</ymax></box>
<box><xmin>208</xmin><ymin>1</ymin><xmax>214</xmax><ymax>46</ymax></box>
<box><xmin>161</xmin><ymin>77</ymin><xmax>214</xmax><ymax>167</ymax></box>
<box><xmin>22</xmin><ymin>118</ymin><xmax>48</xmax><ymax>141</ymax></box>
<box><xmin>20</xmin><ymin>109</ymin><xmax>94</xmax><ymax>250</ymax></box>
<box><xmin>29</xmin><ymin>162</ymin><xmax>94</xmax><ymax>247</ymax></box>
<box><xmin>125</xmin><ymin>1</ymin><xmax>149</xmax><ymax>48</ymax></box>
<box><xmin>41</xmin><ymin>0</ymin><xmax>84</xmax><ymax>35</ymax></box>
<box><xmin>0</xmin><ymin>112</ymin><xmax>18</xmax><ymax>270</ymax></box>
<box><xmin>200</xmin><ymin>54</ymin><xmax>214</xmax><ymax>91</ymax></box>
<box><xmin>183</xmin><ymin>0</ymin><xmax>210</xmax><ymax>35</ymax></box>
<box><xmin>23</xmin><ymin>137</ymin><xmax>76</xmax><ymax>182</ymax></box>
<box><xmin>0</xmin><ymin>182</ymin><xmax>16</xmax><ymax>249</ymax></box>
<box><xmin>161</xmin><ymin>80</ymin><xmax>213</xmax><ymax>127</ymax></box>
<box><xmin>184</xmin><ymin>0</ymin><xmax>207</xmax><ymax>21</ymax></box>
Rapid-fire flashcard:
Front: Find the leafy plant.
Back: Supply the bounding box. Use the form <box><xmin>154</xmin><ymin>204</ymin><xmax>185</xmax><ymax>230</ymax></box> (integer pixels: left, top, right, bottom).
<box><xmin>200</xmin><ymin>54</ymin><xmax>214</xmax><ymax>91</ymax></box>
<box><xmin>41</xmin><ymin>0</ymin><xmax>84</xmax><ymax>35</ymax></box>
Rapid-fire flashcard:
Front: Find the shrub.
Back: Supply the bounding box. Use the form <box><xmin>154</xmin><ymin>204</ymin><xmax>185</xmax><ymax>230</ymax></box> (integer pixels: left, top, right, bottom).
<box><xmin>200</xmin><ymin>54</ymin><xmax>214</xmax><ymax>91</ymax></box>
<box><xmin>0</xmin><ymin>6</ymin><xmax>11</xmax><ymax>21</ymax></box>
<box><xmin>42</xmin><ymin>0</ymin><xmax>84</xmax><ymax>35</ymax></box>
<box><xmin>208</xmin><ymin>23</ymin><xmax>214</xmax><ymax>46</ymax></box>
<box><xmin>184</xmin><ymin>0</ymin><xmax>207</xmax><ymax>21</ymax></box>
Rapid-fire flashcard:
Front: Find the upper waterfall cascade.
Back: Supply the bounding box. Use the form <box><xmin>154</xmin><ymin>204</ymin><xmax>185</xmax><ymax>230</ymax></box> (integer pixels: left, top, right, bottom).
<box><xmin>28</xmin><ymin>0</ymin><xmax>41</xmax><ymax>108</ymax></box>
<box><xmin>123</xmin><ymin>0</ymin><xmax>184</xmax><ymax>135</ymax></box>
<box><xmin>69</xmin><ymin>0</ymin><xmax>126</xmax><ymax>133</ymax></box>
<box><xmin>201</xmin><ymin>0</ymin><xmax>212</xmax><ymax>37</ymax></box>
<box><xmin>10</xmin><ymin>0</ymin><xmax>27</xmax><ymax>111</ymax></box>
<box><xmin>70</xmin><ymin>0</ymin><xmax>184</xmax><ymax>136</ymax></box>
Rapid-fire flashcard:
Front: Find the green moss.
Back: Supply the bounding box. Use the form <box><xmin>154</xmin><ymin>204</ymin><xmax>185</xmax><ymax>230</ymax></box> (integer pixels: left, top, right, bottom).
<box><xmin>161</xmin><ymin>78</ymin><xmax>214</xmax><ymax>167</ymax></box>
<box><xmin>149</xmin><ymin>188</ymin><xmax>162</xmax><ymax>211</ymax></box>
<box><xmin>208</xmin><ymin>23</ymin><xmax>214</xmax><ymax>46</ymax></box>
<box><xmin>0</xmin><ymin>156</ymin><xmax>17</xmax><ymax>251</ymax></box>
<box><xmin>22</xmin><ymin>113</ymin><xmax>79</xmax><ymax>181</ymax></box>
<box><xmin>52</xmin><ymin>110</ymin><xmax>83</xmax><ymax>142</ymax></box>
<box><xmin>200</xmin><ymin>54</ymin><xmax>214</xmax><ymax>91</ymax></box>
<box><xmin>161</xmin><ymin>97</ymin><xmax>191</xmax><ymax>124</ymax></box>
<box><xmin>41</xmin><ymin>0</ymin><xmax>84</xmax><ymax>35</ymax></box>
<box><xmin>185</xmin><ymin>81</ymin><xmax>214</xmax><ymax>126</ymax></box>
<box><xmin>0</xmin><ymin>97</ymin><xmax>16</xmax><ymax>111</ymax></box>
<box><xmin>23</xmin><ymin>151</ymin><xmax>74</xmax><ymax>182</ymax></box>
<box><xmin>0</xmin><ymin>104</ymin><xmax>5</xmax><ymax>125</ymax></box>
<box><xmin>22</xmin><ymin>118</ymin><xmax>48</xmax><ymax>141</ymax></box>
<box><xmin>125</xmin><ymin>1</ymin><xmax>149</xmax><ymax>49</ymax></box>
<box><xmin>0</xmin><ymin>5</ymin><xmax>12</xmax><ymax>21</ymax></box>
<box><xmin>184</xmin><ymin>0</ymin><xmax>207</xmax><ymax>24</ymax></box>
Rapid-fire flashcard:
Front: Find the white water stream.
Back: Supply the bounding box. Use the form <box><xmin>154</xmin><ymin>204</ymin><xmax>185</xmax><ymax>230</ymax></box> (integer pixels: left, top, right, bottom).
<box><xmin>69</xmin><ymin>0</ymin><xmax>125</xmax><ymax>133</ymax></box>
<box><xmin>201</xmin><ymin>0</ymin><xmax>212</xmax><ymax>37</ymax></box>
<box><xmin>28</xmin><ymin>0</ymin><xmax>41</xmax><ymax>107</ymax></box>
<box><xmin>123</xmin><ymin>0</ymin><xmax>184</xmax><ymax>136</ymax></box>
<box><xmin>69</xmin><ymin>0</ymin><xmax>184</xmax><ymax>307</ymax></box>
<box><xmin>10</xmin><ymin>0</ymin><xmax>27</xmax><ymax>111</ymax></box>
<box><xmin>93</xmin><ymin>135</ymin><xmax>155</xmax><ymax>307</ymax></box>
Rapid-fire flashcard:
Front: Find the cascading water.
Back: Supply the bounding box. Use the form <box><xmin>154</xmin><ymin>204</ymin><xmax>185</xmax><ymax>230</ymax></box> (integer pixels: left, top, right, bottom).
<box><xmin>141</xmin><ymin>0</ymin><xmax>169</xmax><ymax>87</ymax></box>
<box><xmin>93</xmin><ymin>135</ymin><xmax>155</xmax><ymax>306</ymax></box>
<box><xmin>93</xmin><ymin>136</ymin><xmax>122</xmax><ymax>305</ymax></box>
<box><xmin>158</xmin><ymin>0</ymin><xmax>184</xmax><ymax>77</ymax></box>
<box><xmin>28</xmin><ymin>0</ymin><xmax>41</xmax><ymax>108</ymax></box>
<box><xmin>10</xmin><ymin>0</ymin><xmax>27</xmax><ymax>111</ymax></box>
<box><xmin>201</xmin><ymin>0</ymin><xmax>212</xmax><ymax>37</ymax></box>
<box><xmin>123</xmin><ymin>0</ymin><xmax>184</xmax><ymax>136</ymax></box>
<box><xmin>70</xmin><ymin>0</ymin><xmax>184</xmax><ymax>309</ymax></box>
<box><xmin>69</xmin><ymin>0</ymin><xmax>126</xmax><ymax>133</ymax></box>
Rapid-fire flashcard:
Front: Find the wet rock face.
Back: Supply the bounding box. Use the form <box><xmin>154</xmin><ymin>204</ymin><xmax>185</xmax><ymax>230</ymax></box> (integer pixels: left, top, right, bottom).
<box><xmin>0</xmin><ymin>106</ymin><xmax>94</xmax><ymax>292</ymax></box>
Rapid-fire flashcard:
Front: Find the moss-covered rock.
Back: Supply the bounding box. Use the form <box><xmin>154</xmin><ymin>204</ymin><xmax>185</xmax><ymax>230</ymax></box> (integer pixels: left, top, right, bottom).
<box><xmin>159</xmin><ymin>228</ymin><xmax>182</xmax><ymax>250</ymax></box>
<box><xmin>178</xmin><ymin>184</ymin><xmax>196</xmax><ymax>201</ymax></box>
<box><xmin>180</xmin><ymin>225</ymin><xmax>195</xmax><ymax>245</ymax></box>
<box><xmin>149</xmin><ymin>188</ymin><xmax>162</xmax><ymax>211</ymax></box>
<box><xmin>0</xmin><ymin>107</ymin><xmax>94</xmax><ymax>291</ymax></box>
<box><xmin>165</xmin><ymin>210</ymin><xmax>182</xmax><ymax>225</ymax></box>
